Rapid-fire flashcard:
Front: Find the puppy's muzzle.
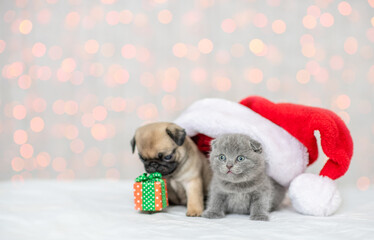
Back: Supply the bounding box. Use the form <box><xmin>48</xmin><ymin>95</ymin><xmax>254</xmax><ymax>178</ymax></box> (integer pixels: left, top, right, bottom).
<box><xmin>143</xmin><ymin>160</ymin><xmax>178</xmax><ymax>176</ymax></box>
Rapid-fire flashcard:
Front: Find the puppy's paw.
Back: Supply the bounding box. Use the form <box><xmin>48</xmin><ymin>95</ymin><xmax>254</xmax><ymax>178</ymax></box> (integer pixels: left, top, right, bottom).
<box><xmin>250</xmin><ymin>214</ymin><xmax>269</xmax><ymax>221</ymax></box>
<box><xmin>202</xmin><ymin>210</ymin><xmax>225</xmax><ymax>219</ymax></box>
<box><xmin>186</xmin><ymin>208</ymin><xmax>203</xmax><ymax>217</ymax></box>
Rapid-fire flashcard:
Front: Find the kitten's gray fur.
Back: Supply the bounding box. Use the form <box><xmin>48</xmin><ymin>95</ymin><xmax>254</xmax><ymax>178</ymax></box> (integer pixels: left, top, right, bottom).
<box><xmin>202</xmin><ymin>134</ymin><xmax>286</xmax><ymax>221</ymax></box>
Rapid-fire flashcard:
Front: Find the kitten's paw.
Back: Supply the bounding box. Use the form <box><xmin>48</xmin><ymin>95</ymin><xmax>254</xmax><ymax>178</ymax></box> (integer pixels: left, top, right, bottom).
<box><xmin>202</xmin><ymin>210</ymin><xmax>225</xmax><ymax>219</ymax></box>
<box><xmin>250</xmin><ymin>214</ymin><xmax>269</xmax><ymax>221</ymax></box>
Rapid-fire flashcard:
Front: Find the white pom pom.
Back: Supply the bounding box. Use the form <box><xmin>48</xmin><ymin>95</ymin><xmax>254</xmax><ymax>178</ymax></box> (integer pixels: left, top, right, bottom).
<box><xmin>288</xmin><ymin>173</ymin><xmax>342</xmax><ymax>216</ymax></box>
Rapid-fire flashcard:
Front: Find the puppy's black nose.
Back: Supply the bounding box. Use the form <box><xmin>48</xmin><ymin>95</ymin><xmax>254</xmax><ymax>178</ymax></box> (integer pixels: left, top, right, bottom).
<box><xmin>226</xmin><ymin>164</ymin><xmax>233</xmax><ymax>169</ymax></box>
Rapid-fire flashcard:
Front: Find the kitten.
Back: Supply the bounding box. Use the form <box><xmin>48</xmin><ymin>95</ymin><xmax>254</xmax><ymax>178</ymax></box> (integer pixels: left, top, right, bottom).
<box><xmin>202</xmin><ymin>133</ymin><xmax>286</xmax><ymax>221</ymax></box>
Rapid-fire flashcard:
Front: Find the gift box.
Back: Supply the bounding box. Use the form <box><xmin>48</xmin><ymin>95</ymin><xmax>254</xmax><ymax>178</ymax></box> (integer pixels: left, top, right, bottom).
<box><xmin>134</xmin><ymin>172</ymin><xmax>169</xmax><ymax>211</ymax></box>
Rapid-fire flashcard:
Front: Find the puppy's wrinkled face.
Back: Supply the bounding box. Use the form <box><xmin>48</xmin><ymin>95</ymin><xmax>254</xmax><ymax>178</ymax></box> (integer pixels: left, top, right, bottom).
<box><xmin>131</xmin><ymin>122</ymin><xmax>186</xmax><ymax>176</ymax></box>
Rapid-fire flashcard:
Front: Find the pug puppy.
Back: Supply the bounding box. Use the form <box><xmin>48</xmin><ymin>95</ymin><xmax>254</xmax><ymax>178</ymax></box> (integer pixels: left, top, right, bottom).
<box><xmin>131</xmin><ymin>122</ymin><xmax>211</xmax><ymax>217</ymax></box>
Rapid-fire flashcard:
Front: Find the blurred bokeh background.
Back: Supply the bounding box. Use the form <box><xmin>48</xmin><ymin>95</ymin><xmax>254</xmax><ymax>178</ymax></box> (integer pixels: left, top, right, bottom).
<box><xmin>0</xmin><ymin>0</ymin><xmax>373</xmax><ymax>190</ymax></box>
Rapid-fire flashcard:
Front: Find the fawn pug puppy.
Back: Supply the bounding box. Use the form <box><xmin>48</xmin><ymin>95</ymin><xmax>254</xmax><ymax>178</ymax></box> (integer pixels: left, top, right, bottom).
<box><xmin>131</xmin><ymin>122</ymin><xmax>211</xmax><ymax>216</ymax></box>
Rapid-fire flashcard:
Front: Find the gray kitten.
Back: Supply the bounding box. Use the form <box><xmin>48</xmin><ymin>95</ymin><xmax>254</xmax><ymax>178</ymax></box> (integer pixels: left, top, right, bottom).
<box><xmin>202</xmin><ymin>134</ymin><xmax>285</xmax><ymax>221</ymax></box>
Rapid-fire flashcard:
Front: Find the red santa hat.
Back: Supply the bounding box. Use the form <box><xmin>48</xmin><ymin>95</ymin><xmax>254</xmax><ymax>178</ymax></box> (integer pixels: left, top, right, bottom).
<box><xmin>174</xmin><ymin>96</ymin><xmax>353</xmax><ymax>216</ymax></box>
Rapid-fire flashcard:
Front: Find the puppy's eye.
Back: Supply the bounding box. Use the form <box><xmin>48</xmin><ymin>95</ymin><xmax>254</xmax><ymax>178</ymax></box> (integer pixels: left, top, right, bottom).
<box><xmin>236</xmin><ymin>155</ymin><xmax>245</xmax><ymax>162</ymax></box>
<box><xmin>218</xmin><ymin>154</ymin><xmax>226</xmax><ymax>161</ymax></box>
<box><xmin>163</xmin><ymin>154</ymin><xmax>173</xmax><ymax>161</ymax></box>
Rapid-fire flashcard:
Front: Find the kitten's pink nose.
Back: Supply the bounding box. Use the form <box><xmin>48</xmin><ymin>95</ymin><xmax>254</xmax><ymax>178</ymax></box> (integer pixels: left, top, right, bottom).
<box><xmin>226</xmin><ymin>164</ymin><xmax>233</xmax><ymax>169</ymax></box>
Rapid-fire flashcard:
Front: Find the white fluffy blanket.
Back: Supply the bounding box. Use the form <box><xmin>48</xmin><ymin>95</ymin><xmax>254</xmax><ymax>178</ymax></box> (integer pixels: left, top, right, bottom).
<box><xmin>0</xmin><ymin>180</ymin><xmax>373</xmax><ymax>240</ymax></box>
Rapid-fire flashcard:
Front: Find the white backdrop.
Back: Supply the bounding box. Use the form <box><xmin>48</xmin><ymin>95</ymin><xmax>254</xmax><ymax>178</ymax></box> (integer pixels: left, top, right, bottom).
<box><xmin>0</xmin><ymin>0</ymin><xmax>373</xmax><ymax>190</ymax></box>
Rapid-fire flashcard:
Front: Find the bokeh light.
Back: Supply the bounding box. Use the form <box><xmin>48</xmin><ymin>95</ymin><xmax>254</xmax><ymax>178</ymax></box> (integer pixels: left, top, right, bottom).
<box><xmin>172</xmin><ymin>43</ymin><xmax>187</xmax><ymax>58</ymax></box>
<box><xmin>296</xmin><ymin>69</ymin><xmax>310</xmax><ymax>84</ymax></box>
<box><xmin>37</xmin><ymin>152</ymin><xmax>51</xmax><ymax>168</ymax></box>
<box><xmin>303</xmin><ymin>15</ymin><xmax>317</xmax><ymax>29</ymax></box>
<box><xmin>14</xmin><ymin>130</ymin><xmax>28</xmax><ymax>145</ymax></box>
<box><xmin>85</xmin><ymin>39</ymin><xmax>100</xmax><ymax>54</ymax></box>
<box><xmin>106</xmin><ymin>11</ymin><xmax>120</xmax><ymax>25</ymax></box>
<box><xmin>212</xmin><ymin>76</ymin><xmax>231</xmax><ymax>92</ymax></box>
<box><xmin>249</xmin><ymin>39</ymin><xmax>265</xmax><ymax>55</ymax></box>
<box><xmin>307</xmin><ymin>5</ymin><xmax>321</xmax><ymax>17</ymax></box>
<box><xmin>272</xmin><ymin>20</ymin><xmax>286</xmax><ymax>34</ymax></box>
<box><xmin>245</xmin><ymin>68</ymin><xmax>263</xmax><ymax>84</ymax></box>
<box><xmin>19</xmin><ymin>20</ymin><xmax>32</xmax><ymax>34</ymax></box>
<box><xmin>61</xmin><ymin>58</ymin><xmax>77</xmax><ymax>73</ymax></box>
<box><xmin>357</xmin><ymin>176</ymin><xmax>370</xmax><ymax>191</ymax></box>
<box><xmin>121</xmin><ymin>44</ymin><xmax>136</xmax><ymax>59</ymax></box>
<box><xmin>198</xmin><ymin>38</ymin><xmax>214</xmax><ymax>54</ymax></box>
<box><xmin>336</xmin><ymin>94</ymin><xmax>351</xmax><ymax>110</ymax></box>
<box><xmin>18</xmin><ymin>75</ymin><xmax>32</xmax><ymax>89</ymax></box>
<box><xmin>120</xmin><ymin>10</ymin><xmax>133</xmax><ymax>24</ymax></box>
<box><xmin>0</xmin><ymin>40</ymin><xmax>6</xmax><ymax>53</ymax></box>
<box><xmin>338</xmin><ymin>2</ymin><xmax>352</xmax><ymax>16</ymax></box>
<box><xmin>13</xmin><ymin>105</ymin><xmax>27</xmax><ymax>120</ymax></box>
<box><xmin>158</xmin><ymin>10</ymin><xmax>172</xmax><ymax>24</ymax></box>
<box><xmin>0</xmin><ymin>1</ymin><xmax>372</xmax><ymax>185</ymax></box>
<box><xmin>319</xmin><ymin>13</ymin><xmax>334</xmax><ymax>27</ymax></box>
<box><xmin>253</xmin><ymin>13</ymin><xmax>268</xmax><ymax>28</ymax></box>
<box><xmin>344</xmin><ymin>37</ymin><xmax>358</xmax><ymax>55</ymax></box>
<box><xmin>221</xmin><ymin>18</ymin><xmax>236</xmax><ymax>33</ymax></box>
<box><xmin>11</xmin><ymin>157</ymin><xmax>24</xmax><ymax>172</ymax></box>
<box><xmin>32</xmin><ymin>43</ymin><xmax>46</xmax><ymax>57</ymax></box>
<box><xmin>20</xmin><ymin>144</ymin><xmax>34</xmax><ymax>159</ymax></box>
<box><xmin>191</xmin><ymin>67</ymin><xmax>207</xmax><ymax>84</ymax></box>
<box><xmin>52</xmin><ymin>157</ymin><xmax>67</xmax><ymax>172</ymax></box>
<box><xmin>65</xmin><ymin>12</ymin><xmax>80</xmax><ymax>29</ymax></box>
<box><xmin>30</xmin><ymin>117</ymin><xmax>45</xmax><ymax>132</ymax></box>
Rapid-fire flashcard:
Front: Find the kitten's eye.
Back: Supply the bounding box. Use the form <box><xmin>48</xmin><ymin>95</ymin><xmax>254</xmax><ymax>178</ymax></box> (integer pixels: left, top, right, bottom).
<box><xmin>218</xmin><ymin>154</ymin><xmax>226</xmax><ymax>161</ymax></box>
<box><xmin>236</xmin><ymin>155</ymin><xmax>245</xmax><ymax>162</ymax></box>
<box><xmin>163</xmin><ymin>154</ymin><xmax>173</xmax><ymax>161</ymax></box>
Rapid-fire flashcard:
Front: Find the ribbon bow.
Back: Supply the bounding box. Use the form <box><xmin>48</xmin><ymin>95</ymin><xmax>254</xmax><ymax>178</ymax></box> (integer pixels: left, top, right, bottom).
<box><xmin>135</xmin><ymin>172</ymin><xmax>163</xmax><ymax>182</ymax></box>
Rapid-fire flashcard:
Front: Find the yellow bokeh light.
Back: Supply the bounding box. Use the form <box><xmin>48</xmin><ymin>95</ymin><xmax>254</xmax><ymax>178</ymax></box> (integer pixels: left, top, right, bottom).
<box><xmin>249</xmin><ymin>39</ymin><xmax>265</xmax><ymax>55</ymax></box>
<box><xmin>19</xmin><ymin>20</ymin><xmax>32</xmax><ymax>34</ymax></box>
<box><xmin>302</xmin><ymin>15</ymin><xmax>316</xmax><ymax>29</ymax></box>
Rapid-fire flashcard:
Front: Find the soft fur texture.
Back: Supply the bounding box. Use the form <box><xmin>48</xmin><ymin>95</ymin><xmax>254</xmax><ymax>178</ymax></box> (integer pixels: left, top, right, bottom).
<box><xmin>174</xmin><ymin>98</ymin><xmax>309</xmax><ymax>187</ymax></box>
<box><xmin>202</xmin><ymin>134</ymin><xmax>286</xmax><ymax>221</ymax></box>
<box><xmin>131</xmin><ymin>122</ymin><xmax>212</xmax><ymax>217</ymax></box>
<box><xmin>240</xmin><ymin>96</ymin><xmax>353</xmax><ymax>180</ymax></box>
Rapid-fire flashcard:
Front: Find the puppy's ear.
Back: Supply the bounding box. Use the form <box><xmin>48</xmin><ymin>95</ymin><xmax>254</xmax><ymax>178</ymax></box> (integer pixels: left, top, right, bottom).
<box><xmin>130</xmin><ymin>136</ymin><xmax>136</xmax><ymax>153</ymax></box>
<box><xmin>250</xmin><ymin>139</ymin><xmax>262</xmax><ymax>153</ymax></box>
<box><xmin>166</xmin><ymin>125</ymin><xmax>186</xmax><ymax>146</ymax></box>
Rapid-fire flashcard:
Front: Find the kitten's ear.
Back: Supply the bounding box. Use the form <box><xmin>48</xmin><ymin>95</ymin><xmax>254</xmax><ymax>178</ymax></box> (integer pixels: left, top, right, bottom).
<box><xmin>130</xmin><ymin>136</ymin><xmax>136</xmax><ymax>153</ymax></box>
<box><xmin>250</xmin><ymin>139</ymin><xmax>262</xmax><ymax>153</ymax></box>
<box><xmin>210</xmin><ymin>139</ymin><xmax>217</xmax><ymax>149</ymax></box>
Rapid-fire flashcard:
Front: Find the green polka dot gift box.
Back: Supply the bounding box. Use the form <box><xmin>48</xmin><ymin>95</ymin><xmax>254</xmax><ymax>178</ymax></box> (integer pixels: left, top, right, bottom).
<box><xmin>134</xmin><ymin>172</ymin><xmax>169</xmax><ymax>211</ymax></box>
